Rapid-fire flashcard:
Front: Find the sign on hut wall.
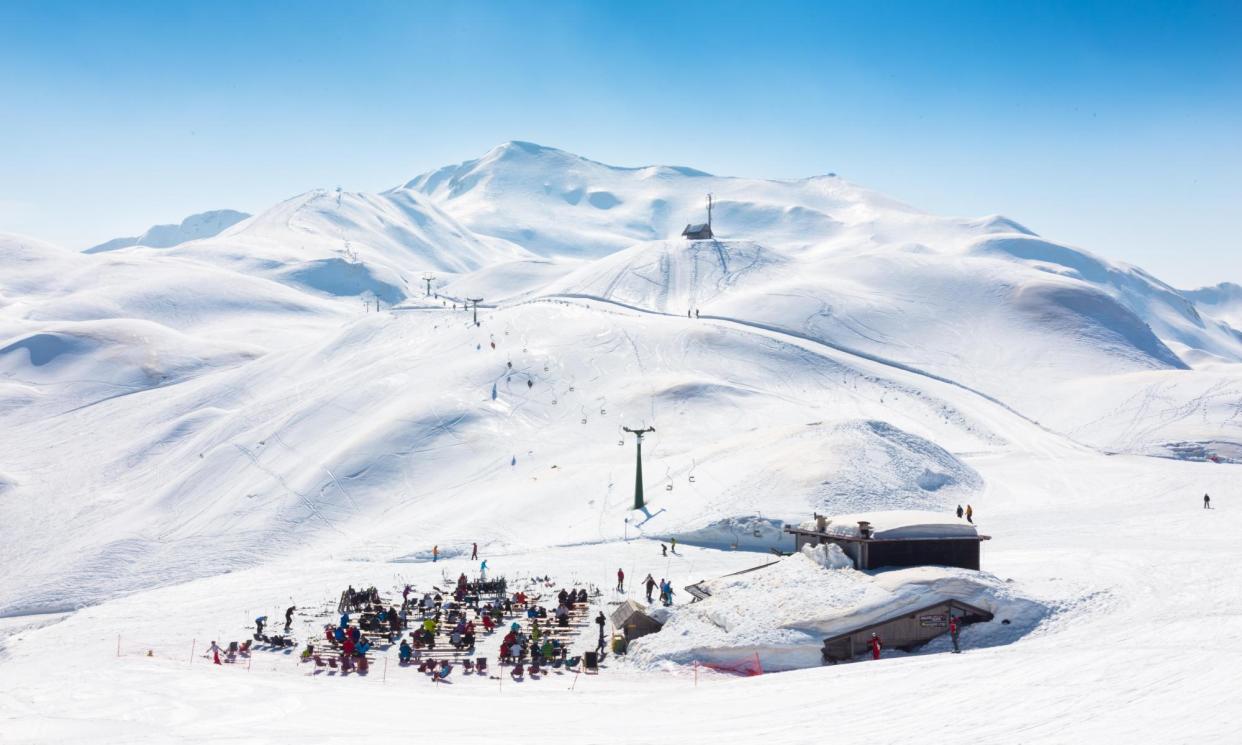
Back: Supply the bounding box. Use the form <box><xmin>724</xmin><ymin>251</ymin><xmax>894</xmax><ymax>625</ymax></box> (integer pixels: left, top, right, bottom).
<box><xmin>919</xmin><ymin>614</ymin><xmax>948</xmax><ymax>628</ymax></box>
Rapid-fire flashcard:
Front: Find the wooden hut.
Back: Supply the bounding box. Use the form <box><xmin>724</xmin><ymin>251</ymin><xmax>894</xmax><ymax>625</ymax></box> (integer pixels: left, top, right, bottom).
<box><xmin>682</xmin><ymin>222</ymin><xmax>713</xmax><ymax>240</ymax></box>
<box><xmin>609</xmin><ymin>599</ymin><xmax>663</xmax><ymax>641</ymax></box>
<box><xmin>682</xmin><ymin>194</ymin><xmax>715</xmax><ymax>240</ymax></box>
<box><xmin>820</xmin><ymin>598</ymin><xmax>993</xmax><ymax>663</ymax></box>
<box><xmin>785</xmin><ymin>510</ymin><xmax>990</xmax><ymax>571</ymax></box>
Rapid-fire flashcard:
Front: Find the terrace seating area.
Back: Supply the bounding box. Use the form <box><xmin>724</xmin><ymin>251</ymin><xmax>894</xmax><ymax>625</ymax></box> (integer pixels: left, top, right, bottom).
<box><xmin>264</xmin><ymin>573</ymin><xmax>606</xmax><ymax>681</ymax></box>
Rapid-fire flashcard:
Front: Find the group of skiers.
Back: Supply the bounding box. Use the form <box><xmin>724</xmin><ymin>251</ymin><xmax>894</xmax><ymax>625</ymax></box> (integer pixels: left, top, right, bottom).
<box><xmin>642</xmin><ymin>573</ymin><xmax>676</xmax><ymax>605</ymax></box>
<box><xmin>955</xmin><ymin>504</ymin><xmax>975</xmax><ymax>523</ymax></box>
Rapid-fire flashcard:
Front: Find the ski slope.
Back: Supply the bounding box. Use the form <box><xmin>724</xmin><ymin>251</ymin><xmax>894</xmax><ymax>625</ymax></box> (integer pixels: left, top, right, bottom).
<box><xmin>2</xmin><ymin>143</ymin><xmax>1241</xmax><ymax>743</ymax></box>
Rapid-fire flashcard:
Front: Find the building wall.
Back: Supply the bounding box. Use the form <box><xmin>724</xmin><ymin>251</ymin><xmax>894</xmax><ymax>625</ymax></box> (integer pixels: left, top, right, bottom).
<box><xmin>865</xmin><ymin>540</ymin><xmax>980</xmax><ymax>570</ymax></box>
<box><xmin>823</xmin><ymin>602</ymin><xmax>961</xmax><ymax>661</ymax></box>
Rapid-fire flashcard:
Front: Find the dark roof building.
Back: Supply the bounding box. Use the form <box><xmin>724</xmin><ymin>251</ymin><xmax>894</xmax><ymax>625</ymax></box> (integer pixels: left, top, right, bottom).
<box><xmin>785</xmin><ymin>510</ymin><xmax>991</xmax><ymax>571</ymax></box>
<box><xmin>682</xmin><ymin>222</ymin><xmax>713</xmax><ymax>240</ymax></box>
<box><xmin>821</xmin><ymin>598</ymin><xmax>994</xmax><ymax>663</ymax></box>
<box><xmin>682</xmin><ymin>193</ymin><xmax>715</xmax><ymax>240</ymax></box>
<box><xmin>609</xmin><ymin>599</ymin><xmax>663</xmax><ymax>641</ymax></box>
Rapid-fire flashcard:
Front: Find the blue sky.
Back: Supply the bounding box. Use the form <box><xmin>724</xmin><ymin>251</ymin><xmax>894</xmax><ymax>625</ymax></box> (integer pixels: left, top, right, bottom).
<box><xmin>1</xmin><ymin>0</ymin><xmax>1238</xmax><ymax>286</ymax></box>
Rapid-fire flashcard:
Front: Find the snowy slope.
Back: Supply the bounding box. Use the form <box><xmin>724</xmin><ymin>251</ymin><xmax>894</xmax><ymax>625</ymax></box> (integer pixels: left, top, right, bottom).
<box><xmin>406</xmin><ymin>143</ymin><xmax>1242</xmax><ymax>451</ymax></box>
<box><xmin>1185</xmin><ymin>282</ymin><xmax>1242</xmax><ymax>334</ymax></box>
<box><xmin>85</xmin><ymin>209</ymin><xmax>250</xmax><ymax>253</ymax></box>
<box><xmin>168</xmin><ymin>189</ymin><xmax>533</xmax><ymax>305</ymax></box>
<box><xmin>2</xmin><ymin>143</ymin><xmax>1242</xmax><ymax>744</ymax></box>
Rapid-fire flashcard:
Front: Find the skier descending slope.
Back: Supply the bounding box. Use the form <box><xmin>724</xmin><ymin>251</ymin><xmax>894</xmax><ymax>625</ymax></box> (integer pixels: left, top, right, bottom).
<box><xmin>616</xmin><ymin>568</ymin><xmax>625</xmax><ymax>592</ymax></box>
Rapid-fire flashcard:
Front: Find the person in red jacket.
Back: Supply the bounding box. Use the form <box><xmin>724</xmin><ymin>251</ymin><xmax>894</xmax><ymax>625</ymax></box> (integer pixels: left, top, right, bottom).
<box><xmin>869</xmin><ymin>633</ymin><xmax>882</xmax><ymax>660</ymax></box>
<box><xmin>949</xmin><ymin>617</ymin><xmax>961</xmax><ymax>653</ymax></box>
<box><xmin>616</xmin><ymin>568</ymin><xmax>625</xmax><ymax>592</ymax></box>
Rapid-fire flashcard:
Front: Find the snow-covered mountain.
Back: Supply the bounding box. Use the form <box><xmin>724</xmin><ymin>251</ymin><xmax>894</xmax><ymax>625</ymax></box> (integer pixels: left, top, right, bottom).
<box><xmin>1185</xmin><ymin>281</ymin><xmax>1242</xmax><ymax>329</ymax></box>
<box><xmin>85</xmin><ymin>209</ymin><xmax>250</xmax><ymax>253</ymax></box>
<box><xmin>2</xmin><ymin>142</ymin><xmax>1241</xmax><ymax>743</ymax></box>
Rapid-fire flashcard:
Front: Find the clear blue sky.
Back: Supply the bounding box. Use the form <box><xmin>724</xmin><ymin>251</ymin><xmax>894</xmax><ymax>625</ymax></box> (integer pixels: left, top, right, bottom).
<box><xmin>2</xmin><ymin>0</ymin><xmax>1238</xmax><ymax>286</ymax></box>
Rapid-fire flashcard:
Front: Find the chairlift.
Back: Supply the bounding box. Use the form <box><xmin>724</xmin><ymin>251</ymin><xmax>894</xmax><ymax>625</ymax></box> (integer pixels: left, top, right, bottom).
<box><xmin>600</xmin><ymin>408</ymin><xmax>606</xmax><ymax>415</ymax></box>
<box><xmin>688</xmin><ymin>475</ymin><xmax>696</xmax><ymax>483</ymax></box>
<box><xmin>581</xmin><ymin>418</ymin><xmax>588</xmax><ymax>424</ymax></box>
<box><xmin>569</xmin><ymin>386</ymin><xmax>575</xmax><ymax>392</ymax></box>
<box><xmin>665</xmin><ymin>483</ymin><xmax>673</xmax><ymax>491</ymax></box>
<box><xmin>552</xmin><ymin>399</ymin><xmax>558</xmax><ymax>405</ymax></box>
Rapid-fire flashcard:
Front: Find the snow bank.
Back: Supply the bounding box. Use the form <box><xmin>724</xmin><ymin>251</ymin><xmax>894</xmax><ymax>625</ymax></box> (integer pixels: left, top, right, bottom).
<box><xmin>801</xmin><ymin>542</ymin><xmax>854</xmax><ymax>569</ymax></box>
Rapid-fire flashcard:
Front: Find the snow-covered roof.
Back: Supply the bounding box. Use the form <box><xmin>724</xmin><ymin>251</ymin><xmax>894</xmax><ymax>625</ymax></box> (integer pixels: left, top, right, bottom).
<box><xmin>798</xmin><ymin>510</ymin><xmax>979</xmax><ymax>540</ymax></box>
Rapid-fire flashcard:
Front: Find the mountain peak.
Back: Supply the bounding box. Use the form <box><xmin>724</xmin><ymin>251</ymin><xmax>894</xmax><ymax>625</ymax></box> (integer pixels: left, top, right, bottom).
<box><xmin>85</xmin><ymin>209</ymin><xmax>250</xmax><ymax>254</ymax></box>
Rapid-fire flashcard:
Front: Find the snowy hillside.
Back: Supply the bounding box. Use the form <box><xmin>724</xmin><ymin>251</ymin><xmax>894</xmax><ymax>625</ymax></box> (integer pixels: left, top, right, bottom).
<box><xmin>2</xmin><ymin>143</ymin><xmax>1241</xmax><ymax>743</ymax></box>
<box><xmin>85</xmin><ymin>209</ymin><xmax>250</xmax><ymax>253</ymax></box>
<box><xmin>1185</xmin><ymin>281</ymin><xmax>1242</xmax><ymax>331</ymax></box>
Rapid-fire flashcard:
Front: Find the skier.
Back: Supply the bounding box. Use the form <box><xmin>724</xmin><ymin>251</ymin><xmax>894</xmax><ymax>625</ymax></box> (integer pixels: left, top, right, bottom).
<box><xmin>949</xmin><ymin>616</ymin><xmax>961</xmax><ymax>653</ymax></box>
<box><xmin>207</xmin><ymin>640</ymin><xmax>223</xmax><ymax>665</ymax></box>
<box><xmin>254</xmin><ymin>615</ymin><xmax>267</xmax><ymax>637</ymax></box>
<box><xmin>869</xmin><ymin>633</ymin><xmax>882</xmax><ymax>660</ymax></box>
<box><xmin>670</xmin><ymin>537</ymin><xmax>678</xmax><ymax>554</ymax></box>
<box><xmin>965</xmin><ymin>505</ymin><xmax>974</xmax><ymax>524</ymax></box>
<box><xmin>595</xmin><ymin>611</ymin><xmax>607</xmax><ymax>651</ymax></box>
<box><xmin>480</xmin><ymin>559</ymin><xmax>488</xmax><ymax>579</ymax></box>
<box><xmin>527</xmin><ymin>379</ymin><xmax>533</xmax><ymax>389</ymax></box>
<box><xmin>432</xmin><ymin>545</ymin><xmax>439</xmax><ymax>563</ymax></box>
<box><xmin>1204</xmin><ymin>493</ymin><xmax>1211</xmax><ymax>509</ymax></box>
<box><xmin>616</xmin><ymin>568</ymin><xmax>625</xmax><ymax>592</ymax></box>
<box><xmin>471</xmin><ymin>542</ymin><xmax>479</xmax><ymax>560</ymax></box>
<box><xmin>402</xmin><ymin>584</ymin><xmax>412</xmax><ymax>603</ymax></box>
<box><xmin>695</xmin><ymin>309</ymin><xmax>700</xmax><ymax>318</ymax></box>
<box><xmin>644</xmin><ymin>573</ymin><xmax>657</xmax><ymax>603</ymax></box>
<box><xmin>661</xmin><ymin>543</ymin><xmax>667</xmax><ymax>557</ymax></box>
<box><xmin>284</xmin><ymin>605</ymin><xmax>296</xmax><ymax>633</ymax></box>
<box><xmin>956</xmin><ymin>504</ymin><xmax>964</xmax><ymax>519</ymax></box>
<box><xmin>687</xmin><ymin>309</ymin><xmax>692</xmax><ymax>318</ymax></box>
